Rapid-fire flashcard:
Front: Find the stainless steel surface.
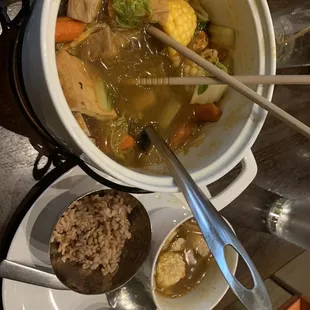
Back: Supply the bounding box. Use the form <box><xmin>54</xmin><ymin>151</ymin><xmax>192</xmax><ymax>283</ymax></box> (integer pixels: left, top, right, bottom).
<box><xmin>267</xmin><ymin>198</ymin><xmax>310</xmax><ymax>251</ymax></box>
<box><xmin>0</xmin><ymin>259</ymin><xmax>67</xmax><ymax>290</ymax></box>
<box><xmin>50</xmin><ymin>189</ymin><xmax>152</xmax><ymax>295</ymax></box>
<box><xmin>145</xmin><ymin>126</ymin><xmax>272</xmax><ymax>310</ymax></box>
<box><xmin>106</xmin><ymin>277</ymin><xmax>156</xmax><ymax>310</ymax></box>
<box><xmin>0</xmin><ymin>1</ymin><xmax>21</xmax><ymax>35</ymax></box>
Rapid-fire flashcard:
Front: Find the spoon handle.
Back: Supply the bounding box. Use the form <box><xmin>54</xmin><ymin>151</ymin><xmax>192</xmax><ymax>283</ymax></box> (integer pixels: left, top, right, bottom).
<box><xmin>145</xmin><ymin>126</ymin><xmax>271</xmax><ymax>310</ymax></box>
<box><xmin>0</xmin><ymin>260</ymin><xmax>68</xmax><ymax>290</ymax></box>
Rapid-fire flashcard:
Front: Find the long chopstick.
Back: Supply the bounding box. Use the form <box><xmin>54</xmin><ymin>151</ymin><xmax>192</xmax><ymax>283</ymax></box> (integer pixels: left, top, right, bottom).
<box><xmin>126</xmin><ymin>75</ymin><xmax>310</xmax><ymax>86</ymax></box>
<box><xmin>146</xmin><ymin>25</ymin><xmax>310</xmax><ymax>139</ymax></box>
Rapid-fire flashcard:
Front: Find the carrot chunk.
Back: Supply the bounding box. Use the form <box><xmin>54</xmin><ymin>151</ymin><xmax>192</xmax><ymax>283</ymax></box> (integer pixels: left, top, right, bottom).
<box><xmin>55</xmin><ymin>17</ymin><xmax>86</xmax><ymax>43</ymax></box>
<box><xmin>193</xmin><ymin>103</ymin><xmax>222</xmax><ymax>122</ymax></box>
<box><xmin>119</xmin><ymin>135</ymin><xmax>135</xmax><ymax>151</ymax></box>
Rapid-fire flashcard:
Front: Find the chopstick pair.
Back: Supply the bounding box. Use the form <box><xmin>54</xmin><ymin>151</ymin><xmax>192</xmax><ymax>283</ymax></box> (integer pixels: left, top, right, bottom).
<box><xmin>144</xmin><ymin>25</ymin><xmax>310</xmax><ymax>140</ymax></box>
<box><xmin>126</xmin><ymin>75</ymin><xmax>310</xmax><ymax>86</ymax></box>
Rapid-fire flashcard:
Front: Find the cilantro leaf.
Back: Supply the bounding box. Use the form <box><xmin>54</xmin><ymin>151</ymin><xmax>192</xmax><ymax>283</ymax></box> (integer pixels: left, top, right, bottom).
<box><xmin>198</xmin><ymin>84</ymin><xmax>209</xmax><ymax>95</ymax></box>
<box><xmin>197</xmin><ymin>21</ymin><xmax>209</xmax><ymax>31</ymax></box>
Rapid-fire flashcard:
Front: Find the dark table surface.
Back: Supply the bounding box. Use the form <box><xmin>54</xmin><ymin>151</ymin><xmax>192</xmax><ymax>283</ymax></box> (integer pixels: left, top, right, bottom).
<box><xmin>0</xmin><ymin>0</ymin><xmax>310</xmax><ymax>308</ymax></box>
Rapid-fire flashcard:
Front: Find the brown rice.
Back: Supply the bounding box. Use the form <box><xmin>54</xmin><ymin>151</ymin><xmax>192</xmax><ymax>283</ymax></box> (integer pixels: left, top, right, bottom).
<box><xmin>51</xmin><ymin>193</ymin><xmax>132</xmax><ymax>275</ymax></box>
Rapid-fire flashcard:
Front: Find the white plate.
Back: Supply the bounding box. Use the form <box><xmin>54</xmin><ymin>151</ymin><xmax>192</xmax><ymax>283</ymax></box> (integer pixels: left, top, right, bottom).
<box><xmin>2</xmin><ymin>166</ymin><xmax>199</xmax><ymax>310</ymax></box>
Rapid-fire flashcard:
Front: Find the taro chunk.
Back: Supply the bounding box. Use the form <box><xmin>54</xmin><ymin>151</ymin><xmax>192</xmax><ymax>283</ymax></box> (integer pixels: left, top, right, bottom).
<box><xmin>67</xmin><ymin>0</ymin><xmax>102</xmax><ymax>23</ymax></box>
<box><xmin>155</xmin><ymin>252</ymin><xmax>186</xmax><ymax>289</ymax></box>
<box><xmin>56</xmin><ymin>50</ymin><xmax>116</xmax><ymax>120</ymax></box>
<box><xmin>171</xmin><ymin>238</ymin><xmax>186</xmax><ymax>252</ymax></box>
<box><xmin>188</xmin><ymin>233</ymin><xmax>210</xmax><ymax>257</ymax></box>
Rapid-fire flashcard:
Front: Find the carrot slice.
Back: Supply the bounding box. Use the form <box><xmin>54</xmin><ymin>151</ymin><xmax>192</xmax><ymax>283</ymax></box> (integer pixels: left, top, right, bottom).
<box><xmin>169</xmin><ymin>122</ymin><xmax>197</xmax><ymax>150</ymax></box>
<box><xmin>55</xmin><ymin>17</ymin><xmax>86</xmax><ymax>43</ymax></box>
<box><xmin>119</xmin><ymin>135</ymin><xmax>135</xmax><ymax>151</ymax></box>
<box><xmin>193</xmin><ymin>103</ymin><xmax>222</xmax><ymax>122</ymax></box>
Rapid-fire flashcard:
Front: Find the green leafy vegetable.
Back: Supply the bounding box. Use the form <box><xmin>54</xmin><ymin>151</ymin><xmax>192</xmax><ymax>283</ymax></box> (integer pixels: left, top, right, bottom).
<box><xmin>197</xmin><ymin>21</ymin><xmax>209</xmax><ymax>31</ymax></box>
<box><xmin>111</xmin><ymin>116</ymin><xmax>129</xmax><ymax>158</ymax></box>
<box><xmin>198</xmin><ymin>84</ymin><xmax>209</xmax><ymax>95</ymax></box>
<box><xmin>217</xmin><ymin>62</ymin><xmax>228</xmax><ymax>73</ymax></box>
<box><xmin>93</xmin><ymin>77</ymin><xmax>114</xmax><ymax>111</ymax></box>
<box><xmin>113</xmin><ymin>0</ymin><xmax>151</xmax><ymax>28</ymax></box>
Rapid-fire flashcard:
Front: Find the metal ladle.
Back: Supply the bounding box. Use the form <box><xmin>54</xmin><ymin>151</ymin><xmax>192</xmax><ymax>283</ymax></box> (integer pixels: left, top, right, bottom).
<box><xmin>145</xmin><ymin>126</ymin><xmax>272</xmax><ymax>310</ymax></box>
<box><xmin>0</xmin><ymin>259</ymin><xmax>67</xmax><ymax>290</ymax></box>
<box><xmin>107</xmin><ymin>277</ymin><xmax>156</xmax><ymax>310</ymax></box>
<box><xmin>49</xmin><ymin>190</ymin><xmax>152</xmax><ymax>295</ymax></box>
<box><xmin>1</xmin><ymin>190</ymin><xmax>151</xmax><ymax>295</ymax></box>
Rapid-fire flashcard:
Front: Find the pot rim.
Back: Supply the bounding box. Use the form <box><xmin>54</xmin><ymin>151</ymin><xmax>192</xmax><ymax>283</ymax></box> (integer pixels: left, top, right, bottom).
<box><xmin>40</xmin><ymin>0</ymin><xmax>276</xmax><ymax>192</ymax></box>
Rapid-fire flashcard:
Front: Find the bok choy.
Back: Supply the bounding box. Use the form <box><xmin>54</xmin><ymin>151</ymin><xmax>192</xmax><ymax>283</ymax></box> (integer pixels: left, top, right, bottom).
<box><xmin>93</xmin><ymin>77</ymin><xmax>115</xmax><ymax>112</ymax></box>
<box><xmin>112</xmin><ymin>0</ymin><xmax>169</xmax><ymax>28</ymax></box>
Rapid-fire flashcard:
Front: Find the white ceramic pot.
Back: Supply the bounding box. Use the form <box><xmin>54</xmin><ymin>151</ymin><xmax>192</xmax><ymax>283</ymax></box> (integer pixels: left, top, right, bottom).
<box><xmin>21</xmin><ymin>0</ymin><xmax>276</xmax><ymax>194</ymax></box>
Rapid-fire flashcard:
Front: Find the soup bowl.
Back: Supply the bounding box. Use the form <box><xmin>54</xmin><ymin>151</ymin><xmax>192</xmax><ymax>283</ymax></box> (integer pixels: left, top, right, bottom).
<box><xmin>138</xmin><ymin>207</ymin><xmax>238</xmax><ymax>310</ymax></box>
<box><xmin>21</xmin><ymin>0</ymin><xmax>276</xmax><ymax>195</ymax></box>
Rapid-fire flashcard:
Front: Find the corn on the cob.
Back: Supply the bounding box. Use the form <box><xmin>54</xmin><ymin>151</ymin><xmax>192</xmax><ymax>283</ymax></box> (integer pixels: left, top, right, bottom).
<box><xmin>182</xmin><ymin>48</ymin><xmax>219</xmax><ymax>77</ymax></box>
<box><xmin>160</xmin><ymin>0</ymin><xmax>197</xmax><ymax>62</ymax></box>
<box><xmin>183</xmin><ymin>59</ymin><xmax>205</xmax><ymax>77</ymax></box>
<box><xmin>169</xmin><ymin>53</ymin><xmax>182</xmax><ymax>67</ymax></box>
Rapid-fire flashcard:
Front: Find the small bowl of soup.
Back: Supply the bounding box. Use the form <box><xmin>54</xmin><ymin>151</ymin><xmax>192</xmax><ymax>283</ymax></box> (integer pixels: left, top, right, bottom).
<box><xmin>146</xmin><ymin>207</ymin><xmax>238</xmax><ymax>310</ymax></box>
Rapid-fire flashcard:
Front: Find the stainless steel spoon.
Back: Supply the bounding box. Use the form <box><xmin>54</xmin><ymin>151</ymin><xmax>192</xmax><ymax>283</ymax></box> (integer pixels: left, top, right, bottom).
<box><xmin>106</xmin><ymin>277</ymin><xmax>156</xmax><ymax>310</ymax></box>
<box><xmin>145</xmin><ymin>126</ymin><xmax>272</xmax><ymax>310</ymax></box>
<box><xmin>1</xmin><ymin>261</ymin><xmax>156</xmax><ymax>310</ymax></box>
<box><xmin>0</xmin><ymin>259</ymin><xmax>67</xmax><ymax>290</ymax></box>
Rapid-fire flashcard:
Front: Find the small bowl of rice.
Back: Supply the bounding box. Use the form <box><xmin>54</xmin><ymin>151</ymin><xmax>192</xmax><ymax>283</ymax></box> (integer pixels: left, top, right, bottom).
<box><xmin>49</xmin><ymin>189</ymin><xmax>151</xmax><ymax>294</ymax></box>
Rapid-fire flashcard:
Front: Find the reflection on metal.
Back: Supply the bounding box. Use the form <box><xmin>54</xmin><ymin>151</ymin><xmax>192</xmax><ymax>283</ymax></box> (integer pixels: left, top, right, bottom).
<box><xmin>0</xmin><ymin>1</ymin><xmax>22</xmax><ymax>35</ymax></box>
<box><xmin>267</xmin><ymin>198</ymin><xmax>310</xmax><ymax>251</ymax></box>
<box><xmin>107</xmin><ymin>277</ymin><xmax>156</xmax><ymax>310</ymax></box>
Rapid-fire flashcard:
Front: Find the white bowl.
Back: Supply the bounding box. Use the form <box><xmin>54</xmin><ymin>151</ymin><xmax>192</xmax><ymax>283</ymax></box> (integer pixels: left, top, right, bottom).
<box><xmin>140</xmin><ymin>207</ymin><xmax>238</xmax><ymax>310</ymax></box>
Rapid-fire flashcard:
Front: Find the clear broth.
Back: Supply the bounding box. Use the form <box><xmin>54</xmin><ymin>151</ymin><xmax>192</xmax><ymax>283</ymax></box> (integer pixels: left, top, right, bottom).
<box><xmin>155</xmin><ymin>219</ymin><xmax>213</xmax><ymax>298</ymax></box>
<box><xmin>78</xmin><ymin>28</ymin><xmax>198</xmax><ymax>167</ymax></box>
<box><xmin>57</xmin><ymin>1</ymin><xmax>233</xmax><ymax>168</ymax></box>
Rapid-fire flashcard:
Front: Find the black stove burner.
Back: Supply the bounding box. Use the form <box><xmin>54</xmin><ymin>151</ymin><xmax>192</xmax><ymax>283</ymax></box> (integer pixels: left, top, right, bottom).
<box><xmin>0</xmin><ymin>0</ymin><xmax>150</xmax><ymax>194</ymax></box>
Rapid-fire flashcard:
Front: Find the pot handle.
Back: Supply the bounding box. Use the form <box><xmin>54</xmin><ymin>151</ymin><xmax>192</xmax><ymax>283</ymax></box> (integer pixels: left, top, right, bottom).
<box><xmin>209</xmin><ymin>150</ymin><xmax>257</xmax><ymax>210</ymax></box>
